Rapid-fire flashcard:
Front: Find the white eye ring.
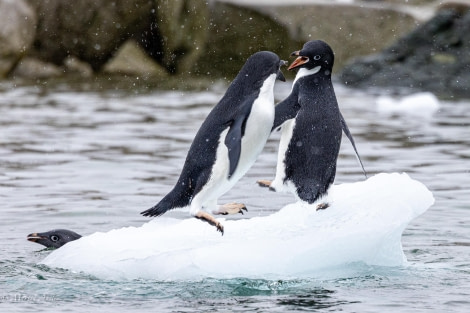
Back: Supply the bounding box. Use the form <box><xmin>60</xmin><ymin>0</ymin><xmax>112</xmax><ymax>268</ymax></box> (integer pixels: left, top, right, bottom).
<box><xmin>50</xmin><ymin>235</ymin><xmax>59</xmax><ymax>242</ymax></box>
<box><xmin>313</xmin><ymin>55</ymin><xmax>321</xmax><ymax>60</ymax></box>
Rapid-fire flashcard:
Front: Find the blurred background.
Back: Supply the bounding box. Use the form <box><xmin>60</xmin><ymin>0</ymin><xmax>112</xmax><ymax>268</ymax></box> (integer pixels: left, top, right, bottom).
<box><xmin>1</xmin><ymin>0</ymin><xmax>469</xmax><ymax>97</ymax></box>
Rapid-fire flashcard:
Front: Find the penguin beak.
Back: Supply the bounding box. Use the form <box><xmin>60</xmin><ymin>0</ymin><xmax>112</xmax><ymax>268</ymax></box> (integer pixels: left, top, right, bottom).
<box><xmin>288</xmin><ymin>51</ymin><xmax>309</xmax><ymax>71</ymax></box>
<box><xmin>277</xmin><ymin>60</ymin><xmax>287</xmax><ymax>82</ymax></box>
<box><xmin>27</xmin><ymin>233</ymin><xmax>46</xmax><ymax>242</ymax></box>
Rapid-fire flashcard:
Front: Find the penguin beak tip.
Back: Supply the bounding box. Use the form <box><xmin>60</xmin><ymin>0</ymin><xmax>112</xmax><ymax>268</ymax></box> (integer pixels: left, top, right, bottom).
<box><xmin>288</xmin><ymin>56</ymin><xmax>309</xmax><ymax>71</ymax></box>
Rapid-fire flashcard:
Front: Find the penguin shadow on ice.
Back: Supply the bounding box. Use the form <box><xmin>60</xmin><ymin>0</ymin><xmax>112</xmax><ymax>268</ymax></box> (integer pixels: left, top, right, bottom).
<box><xmin>257</xmin><ymin>40</ymin><xmax>367</xmax><ymax>209</ymax></box>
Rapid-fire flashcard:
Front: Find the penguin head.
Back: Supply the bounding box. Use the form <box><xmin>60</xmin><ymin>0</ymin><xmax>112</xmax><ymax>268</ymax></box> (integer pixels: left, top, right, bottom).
<box><xmin>288</xmin><ymin>40</ymin><xmax>334</xmax><ymax>73</ymax></box>
<box><xmin>237</xmin><ymin>51</ymin><xmax>287</xmax><ymax>86</ymax></box>
<box><xmin>27</xmin><ymin>229</ymin><xmax>82</xmax><ymax>249</ymax></box>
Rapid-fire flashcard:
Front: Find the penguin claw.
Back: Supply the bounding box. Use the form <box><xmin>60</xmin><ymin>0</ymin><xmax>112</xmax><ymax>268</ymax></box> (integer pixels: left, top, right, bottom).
<box><xmin>316</xmin><ymin>202</ymin><xmax>330</xmax><ymax>211</ymax></box>
<box><xmin>216</xmin><ymin>223</ymin><xmax>224</xmax><ymax>236</ymax></box>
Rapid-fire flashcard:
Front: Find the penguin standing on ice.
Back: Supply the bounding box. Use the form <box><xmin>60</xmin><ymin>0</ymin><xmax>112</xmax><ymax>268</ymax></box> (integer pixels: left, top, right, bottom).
<box><xmin>142</xmin><ymin>51</ymin><xmax>286</xmax><ymax>234</ymax></box>
<box><xmin>258</xmin><ymin>40</ymin><xmax>366</xmax><ymax>208</ymax></box>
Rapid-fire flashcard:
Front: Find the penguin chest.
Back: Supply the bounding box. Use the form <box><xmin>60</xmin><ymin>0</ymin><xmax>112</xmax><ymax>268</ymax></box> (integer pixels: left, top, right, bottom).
<box><xmin>238</xmin><ymin>96</ymin><xmax>275</xmax><ymax>173</ymax></box>
<box><xmin>271</xmin><ymin>118</ymin><xmax>297</xmax><ymax>193</ymax></box>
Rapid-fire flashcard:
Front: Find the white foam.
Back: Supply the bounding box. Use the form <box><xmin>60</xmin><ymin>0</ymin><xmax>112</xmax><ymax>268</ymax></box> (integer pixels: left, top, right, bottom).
<box><xmin>41</xmin><ymin>173</ymin><xmax>434</xmax><ymax>280</ymax></box>
<box><xmin>376</xmin><ymin>92</ymin><xmax>440</xmax><ymax>117</ymax></box>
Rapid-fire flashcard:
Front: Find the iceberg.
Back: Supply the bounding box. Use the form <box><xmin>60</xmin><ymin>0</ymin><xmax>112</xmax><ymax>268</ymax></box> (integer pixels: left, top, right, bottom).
<box><xmin>42</xmin><ymin>173</ymin><xmax>434</xmax><ymax>280</ymax></box>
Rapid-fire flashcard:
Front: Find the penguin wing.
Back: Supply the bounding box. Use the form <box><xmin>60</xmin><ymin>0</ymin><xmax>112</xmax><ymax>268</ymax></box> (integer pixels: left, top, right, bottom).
<box><xmin>272</xmin><ymin>86</ymin><xmax>300</xmax><ymax>130</ymax></box>
<box><xmin>340</xmin><ymin>112</ymin><xmax>367</xmax><ymax>178</ymax></box>
<box><xmin>224</xmin><ymin>98</ymin><xmax>254</xmax><ymax>178</ymax></box>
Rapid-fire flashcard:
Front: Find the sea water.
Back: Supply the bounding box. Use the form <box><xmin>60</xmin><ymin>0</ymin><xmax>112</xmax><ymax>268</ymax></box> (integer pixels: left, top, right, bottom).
<box><xmin>0</xmin><ymin>81</ymin><xmax>469</xmax><ymax>312</ymax></box>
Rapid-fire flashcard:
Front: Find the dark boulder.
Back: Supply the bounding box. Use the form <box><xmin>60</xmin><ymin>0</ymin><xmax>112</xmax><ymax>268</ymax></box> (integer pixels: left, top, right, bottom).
<box><xmin>340</xmin><ymin>4</ymin><xmax>470</xmax><ymax>98</ymax></box>
<box><xmin>192</xmin><ymin>2</ymin><xmax>301</xmax><ymax>80</ymax></box>
<box><xmin>26</xmin><ymin>0</ymin><xmax>209</xmax><ymax>75</ymax></box>
<box><xmin>138</xmin><ymin>0</ymin><xmax>209</xmax><ymax>75</ymax></box>
<box><xmin>28</xmin><ymin>0</ymin><xmax>154</xmax><ymax>71</ymax></box>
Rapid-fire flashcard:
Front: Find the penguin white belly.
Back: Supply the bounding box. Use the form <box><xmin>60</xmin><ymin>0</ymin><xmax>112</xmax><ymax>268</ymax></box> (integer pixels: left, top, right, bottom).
<box><xmin>271</xmin><ymin>118</ymin><xmax>297</xmax><ymax>194</ymax></box>
<box><xmin>231</xmin><ymin>74</ymin><xmax>276</xmax><ymax>181</ymax></box>
<box><xmin>235</xmin><ymin>96</ymin><xmax>274</xmax><ymax>177</ymax></box>
<box><xmin>191</xmin><ymin>74</ymin><xmax>276</xmax><ymax>214</ymax></box>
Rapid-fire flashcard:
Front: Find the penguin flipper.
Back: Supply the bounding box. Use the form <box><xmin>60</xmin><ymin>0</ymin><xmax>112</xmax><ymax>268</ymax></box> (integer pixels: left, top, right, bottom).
<box><xmin>224</xmin><ymin>115</ymin><xmax>246</xmax><ymax>178</ymax></box>
<box><xmin>340</xmin><ymin>112</ymin><xmax>367</xmax><ymax>178</ymax></box>
<box><xmin>272</xmin><ymin>88</ymin><xmax>300</xmax><ymax>130</ymax></box>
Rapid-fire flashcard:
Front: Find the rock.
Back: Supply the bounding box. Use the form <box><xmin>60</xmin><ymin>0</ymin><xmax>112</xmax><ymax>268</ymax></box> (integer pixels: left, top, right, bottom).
<box><xmin>0</xmin><ymin>0</ymin><xmax>36</xmax><ymax>78</ymax></box>
<box><xmin>10</xmin><ymin>57</ymin><xmax>62</xmax><ymax>79</ymax></box>
<box><xmin>63</xmin><ymin>56</ymin><xmax>93</xmax><ymax>77</ymax></box>
<box><xmin>103</xmin><ymin>39</ymin><xmax>168</xmax><ymax>78</ymax></box>
<box><xmin>192</xmin><ymin>2</ymin><xmax>417</xmax><ymax>80</ymax></box>
<box><xmin>138</xmin><ymin>0</ymin><xmax>209</xmax><ymax>75</ymax></box>
<box><xmin>28</xmin><ymin>0</ymin><xmax>154</xmax><ymax>70</ymax></box>
<box><xmin>252</xmin><ymin>3</ymin><xmax>418</xmax><ymax>71</ymax></box>
<box><xmin>193</xmin><ymin>2</ymin><xmax>301</xmax><ymax>80</ymax></box>
<box><xmin>25</xmin><ymin>0</ymin><xmax>210</xmax><ymax>76</ymax></box>
<box><xmin>340</xmin><ymin>4</ymin><xmax>470</xmax><ymax>98</ymax></box>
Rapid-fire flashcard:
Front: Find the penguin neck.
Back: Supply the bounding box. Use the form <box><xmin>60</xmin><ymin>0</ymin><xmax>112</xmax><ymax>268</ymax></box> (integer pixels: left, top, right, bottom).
<box><xmin>292</xmin><ymin>66</ymin><xmax>321</xmax><ymax>87</ymax></box>
<box><xmin>295</xmin><ymin>67</ymin><xmax>333</xmax><ymax>92</ymax></box>
<box><xmin>258</xmin><ymin>73</ymin><xmax>276</xmax><ymax>103</ymax></box>
<box><xmin>222</xmin><ymin>73</ymin><xmax>265</xmax><ymax>106</ymax></box>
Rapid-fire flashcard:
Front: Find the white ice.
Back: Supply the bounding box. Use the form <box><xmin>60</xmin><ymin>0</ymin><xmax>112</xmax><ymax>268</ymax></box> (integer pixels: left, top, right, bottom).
<box><xmin>376</xmin><ymin>92</ymin><xmax>440</xmax><ymax>117</ymax></box>
<box><xmin>41</xmin><ymin>173</ymin><xmax>434</xmax><ymax>281</ymax></box>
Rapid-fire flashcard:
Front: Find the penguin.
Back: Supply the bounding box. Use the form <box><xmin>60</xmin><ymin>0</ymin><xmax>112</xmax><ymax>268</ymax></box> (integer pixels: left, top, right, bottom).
<box><xmin>27</xmin><ymin>229</ymin><xmax>82</xmax><ymax>249</ymax></box>
<box><xmin>142</xmin><ymin>51</ymin><xmax>286</xmax><ymax>234</ymax></box>
<box><xmin>257</xmin><ymin>40</ymin><xmax>366</xmax><ymax>208</ymax></box>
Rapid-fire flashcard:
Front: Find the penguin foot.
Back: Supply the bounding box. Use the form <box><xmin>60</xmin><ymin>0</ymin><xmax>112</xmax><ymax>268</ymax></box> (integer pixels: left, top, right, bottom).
<box><xmin>257</xmin><ymin>179</ymin><xmax>272</xmax><ymax>188</ymax></box>
<box><xmin>257</xmin><ymin>179</ymin><xmax>277</xmax><ymax>192</ymax></box>
<box><xmin>195</xmin><ymin>211</ymin><xmax>224</xmax><ymax>235</ymax></box>
<box><xmin>316</xmin><ymin>202</ymin><xmax>330</xmax><ymax>211</ymax></box>
<box><xmin>215</xmin><ymin>202</ymin><xmax>247</xmax><ymax>215</ymax></box>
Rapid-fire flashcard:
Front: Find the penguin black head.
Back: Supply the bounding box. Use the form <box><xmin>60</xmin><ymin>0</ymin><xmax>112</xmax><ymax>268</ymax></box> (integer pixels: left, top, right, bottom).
<box><xmin>288</xmin><ymin>40</ymin><xmax>334</xmax><ymax>73</ymax></box>
<box><xmin>235</xmin><ymin>51</ymin><xmax>287</xmax><ymax>89</ymax></box>
<box><xmin>27</xmin><ymin>229</ymin><xmax>82</xmax><ymax>249</ymax></box>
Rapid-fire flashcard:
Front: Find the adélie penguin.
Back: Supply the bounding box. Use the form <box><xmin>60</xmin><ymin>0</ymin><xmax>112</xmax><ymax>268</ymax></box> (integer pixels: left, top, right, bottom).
<box><xmin>27</xmin><ymin>229</ymin><xmax>82</xmax><ymax>249</ymax></box>
<box><xmin>257</xmin><ymin>40</ymin><xmax>366</xmax><ymax>208</ymax></box>
<box><xmin>142</xmin><ymin>51</ymin><xmax>286</xmax><ymax>234</ymax></box>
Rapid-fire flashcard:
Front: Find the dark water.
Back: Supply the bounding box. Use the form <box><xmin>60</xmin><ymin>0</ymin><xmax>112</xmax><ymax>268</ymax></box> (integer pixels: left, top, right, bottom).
<box><xmin>0</xmin><ymin>80</ymin><xmax>469</xmax><ymax>312</ymax></box>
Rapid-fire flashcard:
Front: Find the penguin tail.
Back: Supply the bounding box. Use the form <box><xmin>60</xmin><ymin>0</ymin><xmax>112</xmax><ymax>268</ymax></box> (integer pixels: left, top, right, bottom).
<box><xmin>141</xmin><ymin>190</ymin><xmax>188</xmax><ymax>217</ymax></box>
<box><xmin>141</xmin><ymin>203</ymin><xmax>167</xmax><ymax>217</ymax></box>
<box><xmin>296</xmin><ymin>180</ymin><xmax>330</xmax><ymax>205</ymax></box>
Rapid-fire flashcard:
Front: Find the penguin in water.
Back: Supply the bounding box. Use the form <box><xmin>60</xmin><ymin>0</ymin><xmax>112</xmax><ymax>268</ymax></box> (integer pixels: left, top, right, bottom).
<box><xmin>257</xmin><ymin>40</ymin><xmax>366</xmax><ymax>208</ymax></box>
<box><xmin>142</xmin><ymin>51</ymin><xmax>286</xmax><ymax>234</ymax></box>
<box><xmin>27</xmin><ymin>229</ymin><xmax>82</xmax><ymax>249</ymax></box>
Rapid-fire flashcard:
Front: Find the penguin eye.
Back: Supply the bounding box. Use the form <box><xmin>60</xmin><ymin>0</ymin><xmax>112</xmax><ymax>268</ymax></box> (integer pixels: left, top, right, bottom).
<box><xmin>50</xmin><ymin>235</ymin><xmax>59</xmax><ymax>242</ymax></box>
<box><xmin>313</xmin><ymin>55</ymin><xmax>321</xmax><ymax>61</ymax></box>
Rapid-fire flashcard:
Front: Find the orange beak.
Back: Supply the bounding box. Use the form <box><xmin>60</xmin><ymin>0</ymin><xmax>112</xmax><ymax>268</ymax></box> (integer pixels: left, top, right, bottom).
<box><xmin>288</xmin><ymin>51</ymin><xmax>309</xmax><ymax>71</ymax></box>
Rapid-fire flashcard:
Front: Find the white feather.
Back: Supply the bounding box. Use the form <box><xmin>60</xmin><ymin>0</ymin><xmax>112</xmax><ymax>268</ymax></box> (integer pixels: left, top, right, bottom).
<box><xmin>271</xmin><ymin>118</ymin><xmax>296</xmax><ymax>194</ymax></box>
<box><xmin>292</xmin><ymin>66</ymin><xmax>321</xmax><ymax>87</ymax></box>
